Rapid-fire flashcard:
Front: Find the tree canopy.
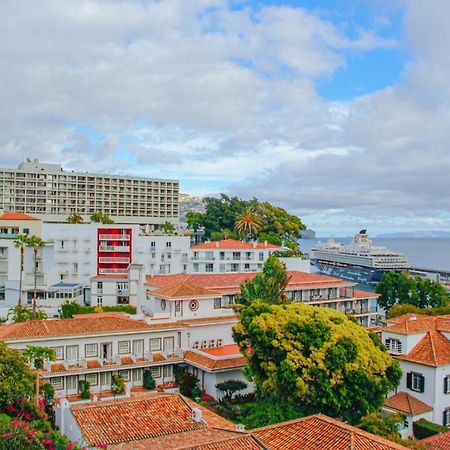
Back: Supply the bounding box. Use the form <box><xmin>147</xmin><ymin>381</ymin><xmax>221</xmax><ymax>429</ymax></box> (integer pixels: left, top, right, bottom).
<box><xmin>233</xmin><ymin>301</ymin><xmax>401</xmax><ymax>423</ymax></box>
<box><xmin>376</xmin><ymin>271</ymin><xmax>449</xmax><ymax>312</ymax></box>
<box><xmin>186</xmin><ymin>194</ymin><xmax>305</xmax><ymax>254</ymax></box>
<box><xmin>66</xmin><ymin>212</ymin><xmax>83</xmax><ymax>224</ymax></box>
<box><xmin>90</xmin><ymin>211</ymin><xmax>114</xmax><ymax>224</ymax></box>
<box><xmin>0</xmin><ymin>341</ymin><xmax>35</xmax><ymax>408</ymax></box>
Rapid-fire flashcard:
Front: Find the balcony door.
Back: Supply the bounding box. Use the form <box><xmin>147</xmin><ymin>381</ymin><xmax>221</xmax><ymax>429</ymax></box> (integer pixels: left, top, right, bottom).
<box><xmin>66</xmin><ymin>375</ymin><xmax>78</xmax><ymax>395</ymax></box>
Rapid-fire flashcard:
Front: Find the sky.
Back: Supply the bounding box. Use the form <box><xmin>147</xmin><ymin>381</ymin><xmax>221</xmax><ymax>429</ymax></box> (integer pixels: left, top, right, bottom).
<box><xmin>1</xmin><ymin>0</ymin><xmax>449</xmax><ymax>236</ymax></box>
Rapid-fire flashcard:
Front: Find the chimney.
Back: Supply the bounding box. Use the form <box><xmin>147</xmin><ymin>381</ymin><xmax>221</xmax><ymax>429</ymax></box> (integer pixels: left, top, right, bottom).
<box><xmin>192</xmin><ymin>408</ymin><xmax>203</xmax><ymax>423</ymax></box>
<box><xmin>410</xmin><ymin>315</ymin><xmax>417</xmax><ymax>321</ymax></box>
<box><xmin>253</xmin><ymin>241</ymin><xmax>257</xmax><ymax>249</ymax></box>
<box><xmin>215</xmin><ymin>241</ymin><xmax>219</xmax><ymax>248</ymax></box>
<box><xmin>236</xmin><ymin>423</ymin><xmax>245</xmax><ymax>432</ymax></box>
<box><xmin>264</xmin><ymin>240</ymin><xmax>268</xmax><ymax>248</ymax></box>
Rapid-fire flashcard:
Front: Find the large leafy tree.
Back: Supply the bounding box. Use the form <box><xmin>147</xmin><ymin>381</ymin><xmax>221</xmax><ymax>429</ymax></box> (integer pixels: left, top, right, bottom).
<box><xmin>234</xmin><ymin>301</ymin><xmax>401</xmax><ymax>423</ymax></box>
<box><xmin>235</xmin><ymin>255</ymin><xmax>289</xmax><ymax>306</ymax></box>
<box><xmin>13</xmin><ymin>234</ymin><xmax>29</xmax><ymax>307</ymax></box>
<box><xmin>376</xmin><ymin>271</ymin><xmax>449</xmax><ymax>312</ymax></box>
<box><xmin>0</xmin><ymin>342</ymin><xmax>35</xmax><ymax>408</ymax></box>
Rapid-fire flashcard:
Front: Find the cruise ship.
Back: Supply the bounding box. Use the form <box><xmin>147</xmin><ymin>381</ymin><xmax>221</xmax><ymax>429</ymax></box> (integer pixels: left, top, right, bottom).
<box><xmin>309</xmin><ymin>230</ymin><xmax>409</xmax><ymax>284</ymax></box>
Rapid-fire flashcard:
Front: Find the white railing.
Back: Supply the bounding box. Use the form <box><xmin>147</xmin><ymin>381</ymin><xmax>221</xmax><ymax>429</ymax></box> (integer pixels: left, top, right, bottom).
<box><xmin>98</xmin><ymin>234</ymin><xmax>130</xmax><ymax>240</ymax></box>
<box><xmin>98</xmin><ymin>268</ymin><xmax>128</xmax><ymax>274</ymax></box>
<box><xmin>99</xmin><ymin>257</ymin><xmax>130</xmax><ymax>263</ymax></box>
<box><xmin>99</xmin><ymin>245</ymin><xmax>130</xmax><ymax>252</ymax></box>
<box><xmin>161</xmin><ymin>349</ymin><xmax>183</xmax><ymax>359</ymax></box>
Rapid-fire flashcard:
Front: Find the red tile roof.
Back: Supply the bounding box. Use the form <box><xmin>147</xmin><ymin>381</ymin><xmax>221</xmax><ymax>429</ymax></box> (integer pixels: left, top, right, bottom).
<box><xmin>72</xmin><ymin>393</ymin><xmax>205</xmax><ymax>446</ymax></box>
<box><xmin>252</xmin><ymin>414</ymin><xmax>408</xmax><ymax>450</ymax></box>
<box><xmin>183</xmin><ymin>434</ymin><xmax>263</xmax><ymax>449</ymax></box>
<box><xmin>0</xmin><ymin>212</ymin><xmax>40</xmax><ymax>221</ymax></box>
<box><xmin>200</xmin><ymin>344</ymin><xmax>241</xmax><ymax>357</ymax></box>
<box><xmin>397</xmin><ymin>330</ymin><xmax>450</xmax><ymax>367</ymax></box>
<box><xmin>353</xmin><ymin>289</ymin><xmax>380</xmax><ymax>298</ymax></box>
<box><xmin>153</xmin><ymin>281</ymin><xmax>219</xmax><ymax>298</ymax></box>
<box><xmin>0</xmin><ymin>315</ymin><xmax>150</xmax><ymax>340</ymax></box>
<box><xmin>191</xmin><ymin>239</ymin><xmax>281</xmax><ymax>250</ymax></box>
<box><xmin>384</xmin><ymin>315</ymin><xmax>450</xmax><ymax>335</ymax></box>
<box><xmin>384</xmin><ymin>392</ymin><xmax>433</xmax><ymax>415</ymax></box>
<box><xmin>184</xmin><ymin>350</ymin><xmax>246</xmax><ymax>372</ymax></box>
<box><xmin>146</xmin><ymin>271</ymin><xmax>355</xmax><ymax>294</ymax></box>
<box><xmin>421</xmin><ymin>430</ymin><xmax>450</xmax><ymax>450</ymax></box>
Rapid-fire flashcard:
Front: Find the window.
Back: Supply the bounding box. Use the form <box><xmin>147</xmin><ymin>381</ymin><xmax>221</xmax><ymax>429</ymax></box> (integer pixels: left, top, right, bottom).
<box><xmin>118</xmin><ymin>341</ymin><xmax>130</xmax><ymax>354</ymax></box>
<box><xmin>51</xmin><ymin>347</ymin><xmax>64</xmax><ymax>360</ymax></box>
<box><xmin>50</xmin><ymin>377</ymin><xmax>64</xmax><ymax>390</ymax></box>
<box><xmin>97</xmin><ymin>296</ymin><xmax>103</xmax><ymax>306</ymax></box>
<box><xmin>214</xmin><ymin>298</ymin><xmax>222</xmax><ymax>309</ymax></box>
<box><xmin>163</xmin><ymin>337</ymin><xmax>174</xmax><ymax>351</ymax></box>
<box><xmin>132</xmin><ymin>340</ymin><xmax>144</xmax><ymax>357</ymax></box>
<box><xmin>205</xmin><ymin>263</ymin><xmax>214</xmax><ymax>272</ymax></box>
<box><xmin>133</xmin><ymin>369</ymin><xmax>143</xmax><ymax>382</ymax></box>
<box><xmin>85</xmin><ymin>373</ymin><xmax>98</xmax><ymax>386</ymax></box>
<box><xmin>166</xmin><ymin>241</ymin><xmax>172</xmax><ymax>247</ymax></box>
<box><xmin>444</xmin><ymin>376</ymin><xmax>450</xmax><ymax>394</ymax></box>
<box><xmin>66</xmin><ymin>376</ymin><xmax>78</xmax><ymax>391</ymax></box>
<box><xmin>150</xmin><ymin>338</ymin><xmax>161</xmax><ymax>351</ymax></box>
<box><xmin>444</xmin><ymin>409</ymin><xmax>450</xmax><ymax>427</ymax></box>
<box><xmin>85</xmin><ymin>344</ymin><xmax>98</xmax><ymax>358</ymax></box>
<box><xmin>163</xmin><ymin>365</ymin><xmax>173</xmax><ymax>378</ymax></box>
<box><xmin>193</xmin><ymin>263</ymin><xmax>199</xmax><ymax>273</ymax></box>
<box><xmin>385</xmin><ymin>338</ymin><xmax>402</xmax><ymax>353</ymax></box>
<box><xmin>150</xmin><ymin>366</ymin><xmax>161</xmax><ymax>378</ymax></box>
<box><xmin>160</xmin><ymin>299</ymin><xmax>166</xmax><ymax>311</ymax></box>
<box><xmin>407</xmin><ymin>372</ymin><xmax>425</xmax><ymax>393</ymax></box>
<box><xmin>118</xmin><ymin>370</ymin><xmax>130</xmax><ymax>382</ymax></box>
<box><xmin>189</xmin><ymin>300</ymin><xmax>199</xmax><ymax>311</ymax></box>
<box><xmin>100</xmin><ymin>372</ymin><xmax>111</xmax><ymax>386</ymax></box>
<box><xmin>66</xmin><ymin>345</ymin><xmax>79</xmax><ymax>361</ymax></box>
<box><xmin>175</xmin><ymin>301</ymin><xmax>182</xmax><ymax>314</ymax></box>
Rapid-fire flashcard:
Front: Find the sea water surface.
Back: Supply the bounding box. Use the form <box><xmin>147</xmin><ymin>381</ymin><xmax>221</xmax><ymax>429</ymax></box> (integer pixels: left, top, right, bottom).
<box><xmin>299</xmin><ymin>238</ymin><xmax>450</xmax><ymax>273</ymax></box>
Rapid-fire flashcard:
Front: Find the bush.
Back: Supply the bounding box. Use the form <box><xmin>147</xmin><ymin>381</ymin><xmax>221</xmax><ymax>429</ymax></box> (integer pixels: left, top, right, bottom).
<box><xmin>413</xmin><ymin>418</ymin><xmax>449</xmax><ymax>439</ymax></box>
<box><xmin>60</xmin><ymin>301</ymin><xmax>136</xmax><ymax>318</ymax></box>
<box><xmin>103</xmin><ymin>305</ymin><xmax>136</xmax><ymax>314</ymax></box>
<box><xmin>179</xmin><ymin>372</ymin><xmax>198</xmax><ymax>397</ymax></box>
<box><xmin>143</xmin><ymin>370</ymin><xmax>156</xmax><ymax>390</ymax></box>
<box><xmin>111</xmin><ymin>374</ymin><xmax>125</xmax><ymax>395</ymax></box>
<box><xmin>79</xmin><ymin>380</ymin><xmax>91</xmax><ymax>400</ymax></box>
<box><xmin>215</xmin><ymin>379</ymin><xmax>247</xmax><ymax>400</ymax></box>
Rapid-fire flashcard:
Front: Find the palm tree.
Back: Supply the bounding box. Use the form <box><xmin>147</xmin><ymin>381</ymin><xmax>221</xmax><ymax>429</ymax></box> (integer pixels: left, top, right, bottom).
<box><xmin>14</xmin><ymin>234</ymin><xmax>29</xmax><ymax>307</ymax></box>
<box><xmin>235</xmin><ymin>207</ymin><xmax>262</xmax><ymax>239</ymax></box>
<box><xmin>161</xmin><ymin>221</ymin><xmax>176</xmax><ymax>235</ymax></box>
<box><xmin>66</xmin><ymin>212</ymin><xmax>83</xmax><ymax>223</ymax></box>
<box><xmin>26</xmin><ymin>236</ymin><xmax>45</xmax><ymax>320</ymax></box>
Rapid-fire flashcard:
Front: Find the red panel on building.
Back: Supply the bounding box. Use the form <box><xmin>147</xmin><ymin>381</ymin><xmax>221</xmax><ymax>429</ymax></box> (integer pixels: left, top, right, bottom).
<box><xmin>97</xmin><ymin>228</ymin><xmax>132</xmax><ymax>275</ymax></box>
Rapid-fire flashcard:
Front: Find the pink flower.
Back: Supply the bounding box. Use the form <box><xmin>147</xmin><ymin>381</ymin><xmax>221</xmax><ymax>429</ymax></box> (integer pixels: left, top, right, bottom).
<box><xmin>11</xmin><ymin>419</ymin><xmax>21</xmax><ymax>427</ymax></box>
<box><xmin>97</xmin><ymin>443</ymin><xmax>108</xmax><ymax>449</ymax></box>
<box><xmin>66</xmin><ymin>442</ymin><xmax>74</xmax><ymax>450</ymax></box>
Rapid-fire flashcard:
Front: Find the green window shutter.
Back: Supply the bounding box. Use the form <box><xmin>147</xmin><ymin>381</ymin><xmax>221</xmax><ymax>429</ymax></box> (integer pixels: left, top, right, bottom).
<box><xmin>445</xmin><ymin>376</ymin><xmax>449</xmax><ymax>394</ymax></box>
<box><xmin>419</xmin><ymin>375</ymin><xmax>425</xmax><ymax>393</ymax></box>
<box><xmin>406</xmin><ymin>372</ymin><xmax>412</xmax><ymax>389</ymax></box>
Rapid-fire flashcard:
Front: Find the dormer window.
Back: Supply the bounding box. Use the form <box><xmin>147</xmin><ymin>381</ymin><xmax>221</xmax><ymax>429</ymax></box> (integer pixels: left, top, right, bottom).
<box><xmin>385</xmin><ymin>338</ymin><xmax>402</xmax><ymax>353</ymax></box>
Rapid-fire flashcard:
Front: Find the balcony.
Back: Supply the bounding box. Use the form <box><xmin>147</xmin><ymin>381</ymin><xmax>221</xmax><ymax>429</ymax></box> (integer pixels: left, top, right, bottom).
<box><xmin>0</xmin><ymin>232</ymin><xmax>18</xmax><ymax>239</ymax></box>
<box><xmin>99</xmin><ymin>245</ymin><xmax>130</xmax><ymax>252</ymax></box>
<box><xmin>99</xmin><ymin>257</ymin><xmax>130</xmax><ymax>264</ymax></box>
<box><xmin>98</xmin><ymin>268</ymin><xmax>128</xmax><ymax>274</ymax></box>
<box><xmin>98</xmin><ymin>234</ymin><xmax>130</xmax><ymax>241</ymax></box>
<box><xmin>161</xmin><ymin>349</ymin><xmax>183</xmax><ymax>360</ymax></box>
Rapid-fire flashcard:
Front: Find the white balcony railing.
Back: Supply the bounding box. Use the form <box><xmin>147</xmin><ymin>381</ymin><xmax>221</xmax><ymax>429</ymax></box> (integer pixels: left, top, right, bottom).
<box><xmin>98</xmin><ymin>268</ymin><xmax>128</xmax><ymax>274</ymax></box>
<box><xmin>99</xmin><ymin>245</ymin><xmax>130</xmax><ymax>252</ymax></box>
<box><xmin>98</xmin><ymin>234</ymin><xmax>130</xmax><ymax>241</ymax></box>
<box><xmin>99</xmin><ymin>257</ymin><xmax>130</xmax><ymax>264</ymax></box>
<box><xmin>161</xmin><ymin>349</ymin><xmax>183</xmax><ymax>359</ymax></box>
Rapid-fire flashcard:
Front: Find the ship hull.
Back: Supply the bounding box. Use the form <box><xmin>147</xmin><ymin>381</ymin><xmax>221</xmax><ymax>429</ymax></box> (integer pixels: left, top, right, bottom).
<box><xmin>311</xmin><ymin>260</ymin><xmax>389</xmax><ymax>285</ymax></box>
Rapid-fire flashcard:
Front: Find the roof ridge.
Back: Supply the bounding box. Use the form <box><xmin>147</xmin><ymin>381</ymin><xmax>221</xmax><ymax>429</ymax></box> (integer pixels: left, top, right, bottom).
<box><xmin>428</xmin><ymin>331</ymin><xmax>439</xmax><ymax>366</ymax></box>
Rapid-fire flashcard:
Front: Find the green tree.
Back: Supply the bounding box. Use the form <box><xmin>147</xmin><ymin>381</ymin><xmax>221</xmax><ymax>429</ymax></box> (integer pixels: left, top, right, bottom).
<box><xmin>66</xmin><ymin>212</ymin><xmax>84</xmax><ymax>224</ymax></box>
<box><xmin>215</xmin><ymin>379</ymin><xmax>247</xmax><ymax>400</ymax></box>
<box><xmin>7</xmin><ymin>305</ymin><xmax>47</xmax><ymax>323</ymax></box>
<box><xmin>90</xmin><ymin>211</ymin><xmax>114</xmax><ymax>224</ymax></box>
<box><xmin>14</xmin><ymin>234</ymin><xmax>29</xmax><ymax>307</ymax></box>
<box><xmin>388</xmin><ymin>303</ymin><xmax>450</xmax><ymax>318</ymax></box>
<box><xmin>358</xmin><ymin>412</ymin><xmax>404</xmax><ymax>440</ymax></box>
<box><xmin>111</xmin><ymin>373</ymin><xmax>125</xmax><ymax>395</ymax></box>
<box><xmin>23</xmin><ymin>346</ymin><xmax>56</xmax><ymax>408</ymax></box>
<box><xmin>235</xmin><ymin>207</ymin><xmax>262</xmax><ymax>239</ymax></box>
<box><xmin>143</xmin><ymin>369</ymin><xmax>156</xmax><ymax>390</ymax></box>
<box><xmin>376</xmin><ymin>271</ymin><xmax>449</xmax><ymax>312</ymax></box>
<box><xmin>25</xmin><ymin>236</ymin><xmax>45</xmax><ymax>320</ymax></box>
<box><xmin>235</xmin><ymin>255</ymin><xmax>289</xmax><ymax>306</ymax></box>
<box><xmin>233</xmin><ymin>301</ymin><xmax>402</xmax><ymax>424</ymax></box>
<box><xmin>161</xmin><ymin>221</ymin><xmax>177</xmax><ymax>235</ymax></box>
<box><xmin>186</xmin><ymin>211</ymin><xmax>204</xmax><ymax>231</ymax></box>
<box><xmin>0</xmin><ymin>342</ymin><xmax>35</xmax><ymax>408</ymax></box>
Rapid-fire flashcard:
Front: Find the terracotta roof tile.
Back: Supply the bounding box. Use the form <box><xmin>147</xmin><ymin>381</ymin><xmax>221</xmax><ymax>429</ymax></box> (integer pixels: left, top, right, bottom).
<box><xmin>397</xmin><ymin>330</ymin><xmax>450</xmax><ymax>367</ymax></box>
<box><xmin>184</xmin><ymin>434</ymin><xmax>263</xmax><ymax>449</ymax></box>
<box><xmin>0</xmin><ymin>212</ymin><xmax>40</xmax><ymax>221</ymax></box>
<box><xmin>252</xmin><ymin>414</ymin><xmax>408</xmax><ymax>450</ymax></box>
<box><xmin>384</xmin><ymin>392</ymin><xmax>433</xmax><ymax>415</ymax></box>
<box><xmin>153</xmin><ymin>281</ymin><xmax>219</xmax><ymax>298</ymax></box>
<box><xmin>71</xmin><ymin>393</ymin><xmax>205</xmax><ymax>446</ymax></box>
<box><xmin>384</xmin><ymin>315</ymin><xmax>450</xmax><ymax>335</ymax></box>
<box><xmin>0</xmin><ymin>315</ymin><xmax>150</xmax><ymax>340</ymax></box>
<box><xmin>191</xmin><ymin>239</ymin><xmax>281</xmax><ymax>250</ymax></box>
<box><xmin>200</xmin><ymin>344</ymin><xmax>241</xmax><ymax>357</ymax></box>
<box><xmin>146</xmin><ymin>271</ymin><xmax>355</xmax><ymax>294</ymax></box>
<box><xmin>421</xmin><ymin>430</ymin><xmax>450</xmax><ymax>450</ymax></box>
<box><xmin>184</xmin><ymin>350</ymin><xmax>245</xmax><ymax>372</ymax></box>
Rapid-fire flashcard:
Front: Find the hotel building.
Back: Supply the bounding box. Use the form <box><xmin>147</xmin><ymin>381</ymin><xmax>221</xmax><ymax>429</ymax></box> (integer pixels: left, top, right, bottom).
<box><xmin>0</xmin><ymin>160</ymin><xmax>179</xmax><ymax>226</ymax></box>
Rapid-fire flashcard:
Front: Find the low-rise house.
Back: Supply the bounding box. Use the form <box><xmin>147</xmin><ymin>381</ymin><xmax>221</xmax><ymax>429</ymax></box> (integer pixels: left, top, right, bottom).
<box><xmin>54</xmin><ymin>392</ymin><xmax>409</xmax><ymax>449</ymax></box>
<box><xmin>380</xmin><ymin>314</ymin><xmax>450</xmax><ymax>433</ymax></box>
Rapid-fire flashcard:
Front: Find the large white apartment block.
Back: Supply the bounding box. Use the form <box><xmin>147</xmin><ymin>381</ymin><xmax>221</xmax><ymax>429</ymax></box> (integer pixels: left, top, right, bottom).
<box><xmin>0</xmin><ymin>160</ymin><xmax>179</xmax><ymax>226</ymax></box>
<box><xmin>0</xmin><ymin>213</ymin><xmax>190</xmax><ymax>316</ymax></box>
<box><xmin>379</xmin><ymin>314</ymin><xmax>450</xmax><ymax>437</ymax></box>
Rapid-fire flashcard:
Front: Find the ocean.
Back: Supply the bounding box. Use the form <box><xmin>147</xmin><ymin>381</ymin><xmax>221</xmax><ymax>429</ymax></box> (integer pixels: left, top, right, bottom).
<box><xmin>299</xmin><ymin>238</ymin><xmax>450</xmax><ymax>290</ymax></box>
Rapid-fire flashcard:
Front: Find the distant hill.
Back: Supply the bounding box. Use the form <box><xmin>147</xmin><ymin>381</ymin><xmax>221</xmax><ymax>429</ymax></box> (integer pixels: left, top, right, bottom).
<box><xmin>376</xmin><ymin>230</ymin><xmax>450</xmax><ymax>238</ymax></box>
<box><xmin>179</xmin><ymin>193</ymin><xmax>205</xmax><ymax>222</ymax></box>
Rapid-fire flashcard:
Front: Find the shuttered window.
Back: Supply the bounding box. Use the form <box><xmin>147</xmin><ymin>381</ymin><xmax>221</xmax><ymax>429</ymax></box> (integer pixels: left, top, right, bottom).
<box><xmin>406</xmin><ymin>372</ymin><xmax>425</xmax><ymax>393</ymax></box>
